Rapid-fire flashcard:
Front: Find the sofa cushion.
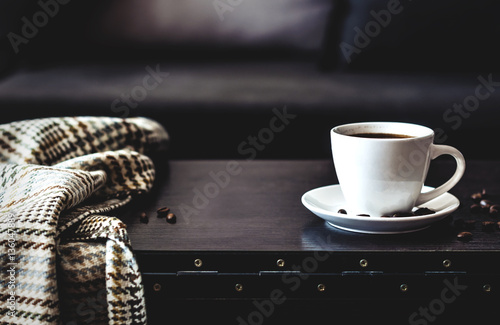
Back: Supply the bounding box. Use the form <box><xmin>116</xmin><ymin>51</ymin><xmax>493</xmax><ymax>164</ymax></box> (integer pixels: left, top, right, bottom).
<box><xmin>94</xmin><ymin>0</ymin><xmax>333</xmax><ymax>53</ymax></box>
<box><xmin>333</xmin><ymin>0</ymin><xmax>500</xmax><ymax>72</ymax></box>
<box><xmin>1</xmin><ymin>0</ymin><xmax>335</xmax><ymax>64</ymax></box>
<box><xmin>0</xmin><ymin>61</ymin><xmax>498</xmax><ymax>159</ymax></box>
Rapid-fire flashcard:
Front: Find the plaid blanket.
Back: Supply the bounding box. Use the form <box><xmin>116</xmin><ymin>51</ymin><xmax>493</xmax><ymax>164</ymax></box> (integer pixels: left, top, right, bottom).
<box><xmin>0</xmin><ymin>116</ymin><xmax>169</xmax><ymax>324</ymax></box>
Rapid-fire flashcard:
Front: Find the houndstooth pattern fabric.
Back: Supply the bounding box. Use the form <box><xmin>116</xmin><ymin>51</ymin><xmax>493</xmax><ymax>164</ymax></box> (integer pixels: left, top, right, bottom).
<box><xmin>0</xmin><ymin>116</ymin><xmax>169</xmax><ymax>324</ymax></box>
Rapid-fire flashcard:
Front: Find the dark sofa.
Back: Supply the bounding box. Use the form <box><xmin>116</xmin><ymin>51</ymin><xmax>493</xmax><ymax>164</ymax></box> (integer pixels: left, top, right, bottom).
<box><xmin>1</xmin><ymin>0</ymin><xmax>500</xmax><ymax>160</ymax></box>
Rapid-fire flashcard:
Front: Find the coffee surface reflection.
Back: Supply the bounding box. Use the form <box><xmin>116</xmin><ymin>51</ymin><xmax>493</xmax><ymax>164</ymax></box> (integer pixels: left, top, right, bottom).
<box><xmin>350</xmin><ymin>133</ymin><xmax>414</xmax><ymax>139</ymax></box>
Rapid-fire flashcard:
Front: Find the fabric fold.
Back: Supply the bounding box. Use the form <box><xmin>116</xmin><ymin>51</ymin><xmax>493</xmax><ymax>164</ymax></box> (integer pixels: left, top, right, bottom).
<box><xmin>1</xmin><ymin>116</ymin><xmax>168</xmax><ymax>324</ymax></box>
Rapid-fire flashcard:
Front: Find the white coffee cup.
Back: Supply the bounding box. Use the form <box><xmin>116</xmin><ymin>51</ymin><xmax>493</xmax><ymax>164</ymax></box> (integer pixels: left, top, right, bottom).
<box><xmin>331</xmin><ymin>122</ymin><xmax>465</xmax><ymax>217</ymax></box>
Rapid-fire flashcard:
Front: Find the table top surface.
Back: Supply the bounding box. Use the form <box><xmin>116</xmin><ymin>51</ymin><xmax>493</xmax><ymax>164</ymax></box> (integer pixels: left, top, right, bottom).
<box><xmin>119</xmin><ymin>159</ymin><xmax>500</xmax><ymax>252</ymax></box>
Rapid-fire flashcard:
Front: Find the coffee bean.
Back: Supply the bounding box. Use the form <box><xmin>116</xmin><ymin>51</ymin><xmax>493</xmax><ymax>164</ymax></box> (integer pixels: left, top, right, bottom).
<box><xmin>457</xmin><ymin>231</ymin><xmax>473</xmax><ymax>241</ymax></box>
<box><xmin>392</xmin><ymin>212</ymin><xmax>414</xmax><ymax>218</ymax></box>
<box><xmin>356</xmin><ymin>214</ymin><xmax>370</xmax><ymax>217</ymax></box>
<box><xmin>470</xmin><ymin>204</ymin><xmax>482</xmax><ymax>213</ymax></box>
<box><xmin>139</xmin><ymin>212</ymin><xmax>149</xmax><ymax>224</ymax></box>
<box><xmin>481</xmin><ymin>188</ymin><xmax>488</xmax><ymax>198</ymax></box>
<box><xmin>480</xmin><ymin>200</ymin><xmax>493</xmax><ymax>208</ymax></box>
<box><xmin>338</xmin><ymin>209</ymin><xmax>347</xmax><ymax>214</ymax></box>
<box><xmin>489</xmin><ymin>205</ymin><xmax>500</xmax><ymax>216</ymax></box>
<box><xmin>471</xmin><ymin>192</ymin><xmax>482</xmax><ymax>201</ymax></box>
<box><xmin>482</xmin><ymin>221</ymin><xmax>496</xmax><ymax>232</ymax></box>
<box><xmin>166</xmin><ymin>212</ymin><xmax>177</xmax><ymax>224</ymax></box>
<box><xmin>414</xmin><ymin>207</ymin><xmax>435</xmax><ymax>216</ymax></box>
<box><xmin>464</xmin><ymin>220</ymin><xmax>476</xmax><ymax>229</ymax></box>
<box><xmin>157</xmin><ymin>206</ymin><xmax>170</xmax><ymax>218</ymax></box>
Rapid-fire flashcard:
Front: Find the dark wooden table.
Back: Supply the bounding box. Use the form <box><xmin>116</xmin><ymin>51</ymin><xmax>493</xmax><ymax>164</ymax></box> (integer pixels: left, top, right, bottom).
<box><xmin>119</xmin><ymin>159</ymin><xmax>500</xmax><ymax>325</ymax></box>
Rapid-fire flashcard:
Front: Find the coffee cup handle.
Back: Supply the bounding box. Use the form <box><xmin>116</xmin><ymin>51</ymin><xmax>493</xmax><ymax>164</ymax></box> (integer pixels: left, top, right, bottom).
<box><xmin>415</xmin><ymin>144</ymin><xmax>466</xmax><ymax>206</ymax></box>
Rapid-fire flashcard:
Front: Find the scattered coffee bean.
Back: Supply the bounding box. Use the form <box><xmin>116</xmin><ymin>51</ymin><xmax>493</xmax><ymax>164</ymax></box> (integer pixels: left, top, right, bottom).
<box><xmin>470</xmin><ymin>204</ymin><xmax>482</xmax><ymax>213</ymax></box>
<box><xmin>457</xmin><ymin>231</ymin><xmax>473</xmax><ymax>241</ymax></box>
<box><xmin>471</xmin><ymin>192</ymin><xmax>482</xmax><ymax>201</ymax></box>
<box><xmin>157</xmin><ymin>206</ymin><xmax>170</xmax><ymax>218</ymax></box>
<box><xmin>464</xmin><ymin>220</ymin><xmax>476</xmax><ymax>229</ymax></box>
<box><xmin>482</xmin><ymin>221</ymin><xmax>496</xmax><ymax>232</ymax></box>
<box><xmin>414</xmin><ymin>207</ymin><xmax>435</xmax><ymax>216</ymax></box>
<box><xmin>481</xmin><ymin>188</ymin><xmax>488</xmax><ymax>198</ymax></box>
<box><xmin>356</xmin><ymin>214</ymin><xmax>370</xmax><ymax>217</ymax></box>
<box><xmin>166</xmin><ymin>212</ymin><xmax>177</xmax><ymax>224</ymax></box>
<box><xmin>489</xmin><ymin>205</ymin><xmax>500</xmax><ymax>216</ymax></box>
<box><xmin>139</xmin><ymin>212</ymin><xmax>149</xmax><ymax>224</ymax></box>
<box><xmin>480</xmin><ymin>199</ymin><xmax>493</xmax><ymax>209</ymax></box>
<box><xmin>338</xmin><ymin>209</ymin><xmax>347</xmax><ymax>214</ymax></box>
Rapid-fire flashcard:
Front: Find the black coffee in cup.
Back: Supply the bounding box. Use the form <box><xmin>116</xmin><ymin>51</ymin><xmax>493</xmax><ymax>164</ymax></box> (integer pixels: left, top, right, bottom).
<box><xmin>350</xmin><ymin>133</ymin><xmax>414</xmax><ymax>139</ymax></box>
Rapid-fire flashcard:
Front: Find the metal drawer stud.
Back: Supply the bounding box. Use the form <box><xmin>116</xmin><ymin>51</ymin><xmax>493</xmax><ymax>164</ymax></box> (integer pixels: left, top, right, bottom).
<box><xmin>153</xmin><ymin>283</ymin><xmax>162</xmax><ymax>292</ymax></box>
<box><xmin>359</xmin><ymin>259</ymin><xmax>368</xmax><ymax>268</ymax></box>
<box><xmin>194</xmin><ymin>258</ymin><xmax>203</xmax><ymax>268</ymax></box>
<box><xmin>442</xmin><ymin>259</ymin><xmax>452</xmax><ymax>268</ymax></box>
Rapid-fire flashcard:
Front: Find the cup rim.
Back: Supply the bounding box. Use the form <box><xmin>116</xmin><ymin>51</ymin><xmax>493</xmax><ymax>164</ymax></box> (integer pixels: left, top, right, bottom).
<box><xmin>331</xmin><ymin>122</ymin><xmax>434</xmax><ymax>140</ymax></box>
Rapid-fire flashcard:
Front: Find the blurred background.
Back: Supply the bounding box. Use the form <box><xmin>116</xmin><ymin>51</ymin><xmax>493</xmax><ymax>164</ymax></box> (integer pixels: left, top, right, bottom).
<box><xmin>1</xmin><ymin>0</ymin><xmax>500</xmax><ymax>159</ymax></box>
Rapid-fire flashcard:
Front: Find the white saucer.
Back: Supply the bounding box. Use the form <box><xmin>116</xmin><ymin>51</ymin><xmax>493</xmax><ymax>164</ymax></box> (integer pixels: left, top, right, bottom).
<box><xmin>301</xmin><ymin>185</ymin><xmax>459</xmax><ymax>234</ymax></box>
